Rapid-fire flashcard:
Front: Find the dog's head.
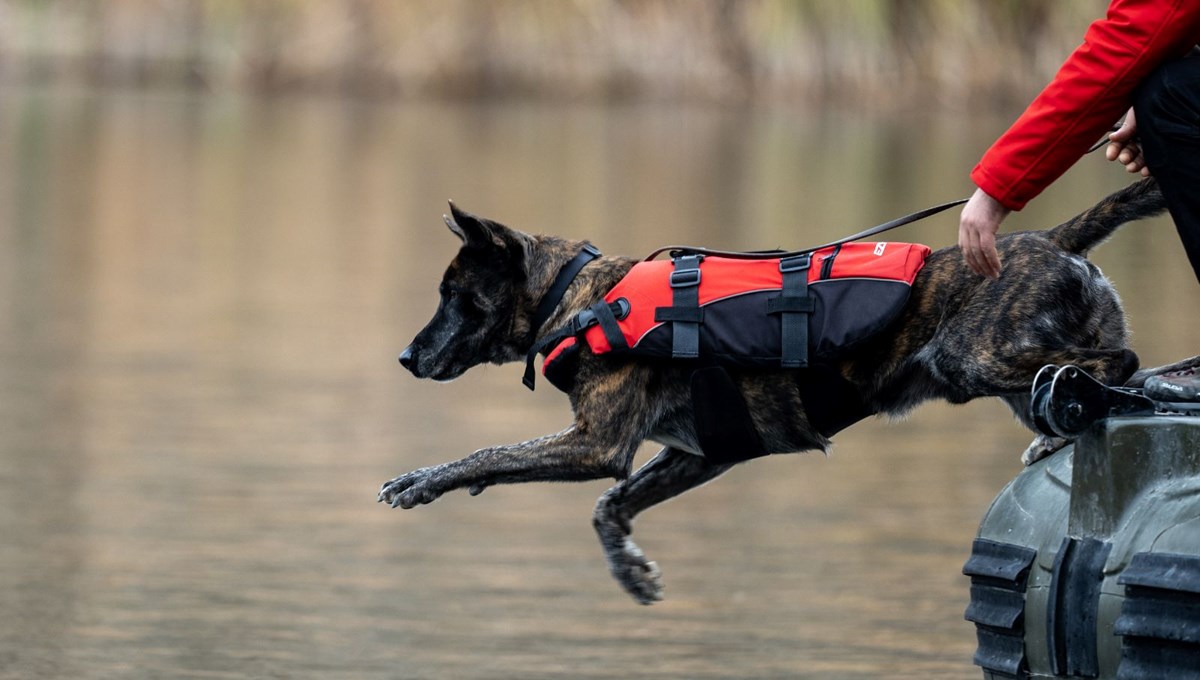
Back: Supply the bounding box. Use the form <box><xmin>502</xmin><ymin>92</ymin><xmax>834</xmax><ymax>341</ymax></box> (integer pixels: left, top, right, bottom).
<box><xmin>399</xmin><ymin>204</ymin><xmax>536</xmax><ymax>381</ymax></box>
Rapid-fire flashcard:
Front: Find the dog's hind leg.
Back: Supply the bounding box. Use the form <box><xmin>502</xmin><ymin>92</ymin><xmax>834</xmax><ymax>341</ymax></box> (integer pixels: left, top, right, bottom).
<box><xmin>1028</xmin><ymin>347</ymin><xmax>1140</xmax><ymax>386</ymax></box>
<box><xmin>1017</xmin><ymin>354</ymin><xmax>1200</xmax><ymax>466</ymax></box>
<box><xmin>997</xmin><ymin>351</ymin><xmax>1137</xmax><ymax>465</ymax></box>
<box><xmin>933</xmin><ymin>345</ymin><xmax>1139</xmax><ymax>402</ymax></box>
<box><xmin>1125</xmin><ymin>354</ymin><xmax>1200</xmax><ymax>388</ymax></box>
<box><xmin>593</xmin><ymin>447</ymin><xmax>731</xmax><ymax>604</ymax></box>
<box><xmin>995</xmin><ymin>393</ymin><xmax>1070</xmax><ymax>465</ymax></box>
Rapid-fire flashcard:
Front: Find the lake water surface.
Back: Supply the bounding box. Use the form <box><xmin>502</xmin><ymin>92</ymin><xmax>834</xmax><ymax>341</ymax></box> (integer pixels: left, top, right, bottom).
<box><xmin>1</xmin><ymin>89</ymin><xmax>1196</xmax><ymax>679</ymax></box>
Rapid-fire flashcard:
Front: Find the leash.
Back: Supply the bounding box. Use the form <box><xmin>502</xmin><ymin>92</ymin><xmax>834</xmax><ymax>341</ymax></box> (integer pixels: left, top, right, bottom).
<box><xmin>1088</xmin><ymin>123</ymin><xmax>1127</xmax><ymax>154</ymax></box>
<box><xmin>641</xmin><ymin>197</ymin><xmax>968</xmax><ymax>262</ymax></box>
<box><xmin>642</xmin><ymin>123</ymin><xmax>1129</xmax><ymax>263</ymax></box>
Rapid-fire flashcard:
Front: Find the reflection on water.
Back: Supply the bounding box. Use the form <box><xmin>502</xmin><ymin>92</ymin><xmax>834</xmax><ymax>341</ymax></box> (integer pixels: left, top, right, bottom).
<box><xmin>0</xmin><ymin>89</ymin><xmax>1195</xmax><ymax>679</ymax></box>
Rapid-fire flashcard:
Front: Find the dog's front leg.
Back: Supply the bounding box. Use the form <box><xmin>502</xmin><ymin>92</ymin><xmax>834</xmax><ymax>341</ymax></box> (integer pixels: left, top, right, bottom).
<box><xmin>378</xmin><ymin>426</ymin><xmax>639</xmax><ymax>509</ymax></box>
<box><xmin>381</xmin><ymin>363</ymin><xmax>661</xmax><ymax>509</ymax></box>
<box><xmin>593</xmin><ymin>447</ymin><xmax>732</xmax><ymax>604</ymax></box>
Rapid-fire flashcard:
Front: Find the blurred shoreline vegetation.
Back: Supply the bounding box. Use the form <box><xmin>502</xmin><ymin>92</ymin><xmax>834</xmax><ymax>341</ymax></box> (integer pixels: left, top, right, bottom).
<box><xmin>1</xmin><ymin>0</ymin><xmax>1106</xmax><ymax>108</ymax></box>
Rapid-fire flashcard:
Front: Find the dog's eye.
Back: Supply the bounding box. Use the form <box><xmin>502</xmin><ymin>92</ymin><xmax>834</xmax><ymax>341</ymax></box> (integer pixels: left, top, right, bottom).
<box><xmin>442</xmin><ymin>286</ymin><xmax>473</xmax><ymax>307</ymax></box>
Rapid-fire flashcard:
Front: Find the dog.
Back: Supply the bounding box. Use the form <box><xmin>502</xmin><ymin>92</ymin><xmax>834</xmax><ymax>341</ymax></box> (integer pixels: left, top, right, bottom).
<box><xmin>380</xmin><ymin>178</ymin><xmax>1168</xmax><ymax>604</ymax></box>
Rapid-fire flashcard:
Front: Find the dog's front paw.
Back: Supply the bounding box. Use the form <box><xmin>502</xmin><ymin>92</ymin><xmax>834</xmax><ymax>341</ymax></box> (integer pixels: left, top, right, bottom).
<box><xmin>377</xmin><ymin>466</ymin><xmax>451</xmax><ymax>509</ymax></box>
<box><xmin>608</xmin><ymin>538</ymin><xmax>664</xmax><ymax>605</ymax></box>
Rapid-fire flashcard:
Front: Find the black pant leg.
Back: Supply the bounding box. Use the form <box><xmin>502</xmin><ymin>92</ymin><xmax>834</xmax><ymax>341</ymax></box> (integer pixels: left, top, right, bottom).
<box><xmin>1134</xmin><ymin>55</ymin><xmax>1200</xmax><ymax>285</ymax></box>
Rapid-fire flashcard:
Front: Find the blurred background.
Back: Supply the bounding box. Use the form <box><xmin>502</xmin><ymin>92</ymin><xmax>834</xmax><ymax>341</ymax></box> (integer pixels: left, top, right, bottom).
<box><xmin>1</xmin><ymin>0</ymin><xmax>1114</xmax><ymax>107</ymax></box>
<box><xmin>2</xmin><ymin>2</ymin><xmax>1197</xmax><ymax>679</ymax></box>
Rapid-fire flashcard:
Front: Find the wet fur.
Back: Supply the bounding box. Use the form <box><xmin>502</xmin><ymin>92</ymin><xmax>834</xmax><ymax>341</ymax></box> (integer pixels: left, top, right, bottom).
<box><xmin>382</xmin><ymin>179</ymin><xmax>1166</xmax><ymax>603</ymax></box>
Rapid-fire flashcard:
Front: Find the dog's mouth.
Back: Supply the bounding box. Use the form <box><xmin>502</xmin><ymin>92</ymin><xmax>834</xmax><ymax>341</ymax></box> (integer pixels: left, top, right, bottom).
<box><xmin>399</xmin><ymin>344</ymin><xmax>467</xmax><ymax>382</ymax></box>
<box><xmin>423</xmin><ymin>362</ymin><xmax>466</xmax><ymax>383</ymax></box>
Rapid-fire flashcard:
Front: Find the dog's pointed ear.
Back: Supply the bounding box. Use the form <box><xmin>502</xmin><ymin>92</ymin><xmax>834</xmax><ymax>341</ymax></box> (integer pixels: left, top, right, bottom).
<box><xmin>445</xmin><ymin>201</ymin><xmax>504</xmax><ymax>248</ymax></box>
<box><xmin>444</xmin><ymin>202</ymin><xmax>468</xmax><ymax>242</ymax></box>
<box><xmin>445</xmin><ymin>202</ymin><xmax>533</xmax><ymax>265</ymax></box>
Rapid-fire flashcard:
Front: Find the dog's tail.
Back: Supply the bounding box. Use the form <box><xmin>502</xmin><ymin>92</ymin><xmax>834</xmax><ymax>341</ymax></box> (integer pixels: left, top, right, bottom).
<box><xmin>1047</xmin><ymin>177</ymin><xmax>1167</xmax><ymax>256</ymax></box>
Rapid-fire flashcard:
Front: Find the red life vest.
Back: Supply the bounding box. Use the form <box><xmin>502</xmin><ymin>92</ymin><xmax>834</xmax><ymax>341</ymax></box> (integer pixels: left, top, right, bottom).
<box><xmin>542</xmin><ymin>241</ymin><xmax>930</xmax><ymax>392</ymax></box>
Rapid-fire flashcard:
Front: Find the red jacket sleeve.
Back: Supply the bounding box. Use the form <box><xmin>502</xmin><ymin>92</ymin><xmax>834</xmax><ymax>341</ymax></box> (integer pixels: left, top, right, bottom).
<box><xmin>972</xmin><ymin>0</ymin><xmax>1200</xmax><ymax>211</ymax></box>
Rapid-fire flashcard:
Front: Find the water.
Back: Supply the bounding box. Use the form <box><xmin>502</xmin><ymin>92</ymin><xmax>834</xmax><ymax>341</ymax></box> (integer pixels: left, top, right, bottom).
<box><xmin>1</xmin><ymin>89</ymin><xmax>1196</xmax><ymax>679</ymax></box>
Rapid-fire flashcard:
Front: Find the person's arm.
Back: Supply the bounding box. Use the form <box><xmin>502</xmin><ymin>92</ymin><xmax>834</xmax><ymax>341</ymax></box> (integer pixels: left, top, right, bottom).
<box><xmin>975</xmin><ymin>0</ymin><xmax>1200</xmax><ymax>210</ymax></box>
<box><xmin>961</xmin><ymin>0</ymin><xmax>1200</xmax><ymax>278</ymax></box>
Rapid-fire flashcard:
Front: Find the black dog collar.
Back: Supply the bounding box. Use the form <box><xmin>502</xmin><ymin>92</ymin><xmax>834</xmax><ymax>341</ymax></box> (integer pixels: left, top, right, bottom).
<box><xmin>522</xmin><ymin>243</ymin><xmax>601</xmax><ymax>390</ymax></box>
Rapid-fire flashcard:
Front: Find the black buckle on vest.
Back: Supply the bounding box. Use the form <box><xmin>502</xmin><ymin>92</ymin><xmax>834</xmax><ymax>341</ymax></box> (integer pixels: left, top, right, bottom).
<box><xmin>779</xmin><ymin>253</ymin><xmax>811</xmax><ymax>273</ymax></box>
<box><xmin>669</xmin><ymin>268</ymin><xmax>702</xmax><ymax>288</ymax></box>
<box><xmin>574</xmin><ymin>307</ymin><xmax>598</xmax><ymax>330</ymax></box>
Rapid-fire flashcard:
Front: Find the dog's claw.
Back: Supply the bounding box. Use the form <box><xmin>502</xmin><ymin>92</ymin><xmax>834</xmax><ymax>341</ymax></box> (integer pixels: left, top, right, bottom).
<box><xmin>378</xmin><ymin>466</ymin><xmax>452</xmax><ymax>509</ymax></box>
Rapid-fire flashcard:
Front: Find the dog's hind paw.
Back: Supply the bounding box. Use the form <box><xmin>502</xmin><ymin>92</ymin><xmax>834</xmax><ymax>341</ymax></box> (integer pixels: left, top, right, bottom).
<box><xmin>609</xmin><ymin>538</ymin><xmax>664</xmax><ymax>605</ymax></box>
<box><xmin>1021</xmin><ymin>434</ymin><xmax>1070</xmax><ymax>466</ymax></box>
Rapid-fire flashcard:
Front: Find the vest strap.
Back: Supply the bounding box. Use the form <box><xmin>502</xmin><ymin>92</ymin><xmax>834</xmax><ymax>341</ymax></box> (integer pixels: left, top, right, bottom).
<box><xmin>591</xmin><ymin>299</ymin><xmax>629</xmax><ymax>353</ymax></box>
<box><xmin>656</xmin><ymin>254</ymin><xmax>703</xmax><ymax>359</ymax></box>
<box><xmin>771</xmin><ymin>253</ymin><xmax>813</xmax><ymax>368</ymax></box>
<box><xmin>523</xmin><ymin>298</ymin><xmax>628</xmax><ymax>391</ymax></box>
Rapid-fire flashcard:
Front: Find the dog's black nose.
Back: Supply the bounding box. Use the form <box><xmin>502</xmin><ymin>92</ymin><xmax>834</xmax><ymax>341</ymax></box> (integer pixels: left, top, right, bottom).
<box><xmin>398</xmin><ymin>345</ymin><xmax>415</xmax><ymax>371</ymax></box>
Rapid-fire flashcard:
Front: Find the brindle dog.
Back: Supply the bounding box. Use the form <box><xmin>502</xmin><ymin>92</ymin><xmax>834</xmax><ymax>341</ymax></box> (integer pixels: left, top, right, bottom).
<box><xmin>381</xmin><ymin>178</ymin><xmax>1169</xmax><ymax>604</ymax></box>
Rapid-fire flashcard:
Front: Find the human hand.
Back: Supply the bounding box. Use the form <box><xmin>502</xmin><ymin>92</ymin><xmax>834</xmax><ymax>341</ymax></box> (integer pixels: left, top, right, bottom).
<box><xmin>958</xmin><ymin>187</ymin><xmax>1010</xmax><ymax>279</ymax></box>
<box><xmin>1105</xmin><ymin>108</ymin><xmax>1150</xmax><ymax>176</ymax></box>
